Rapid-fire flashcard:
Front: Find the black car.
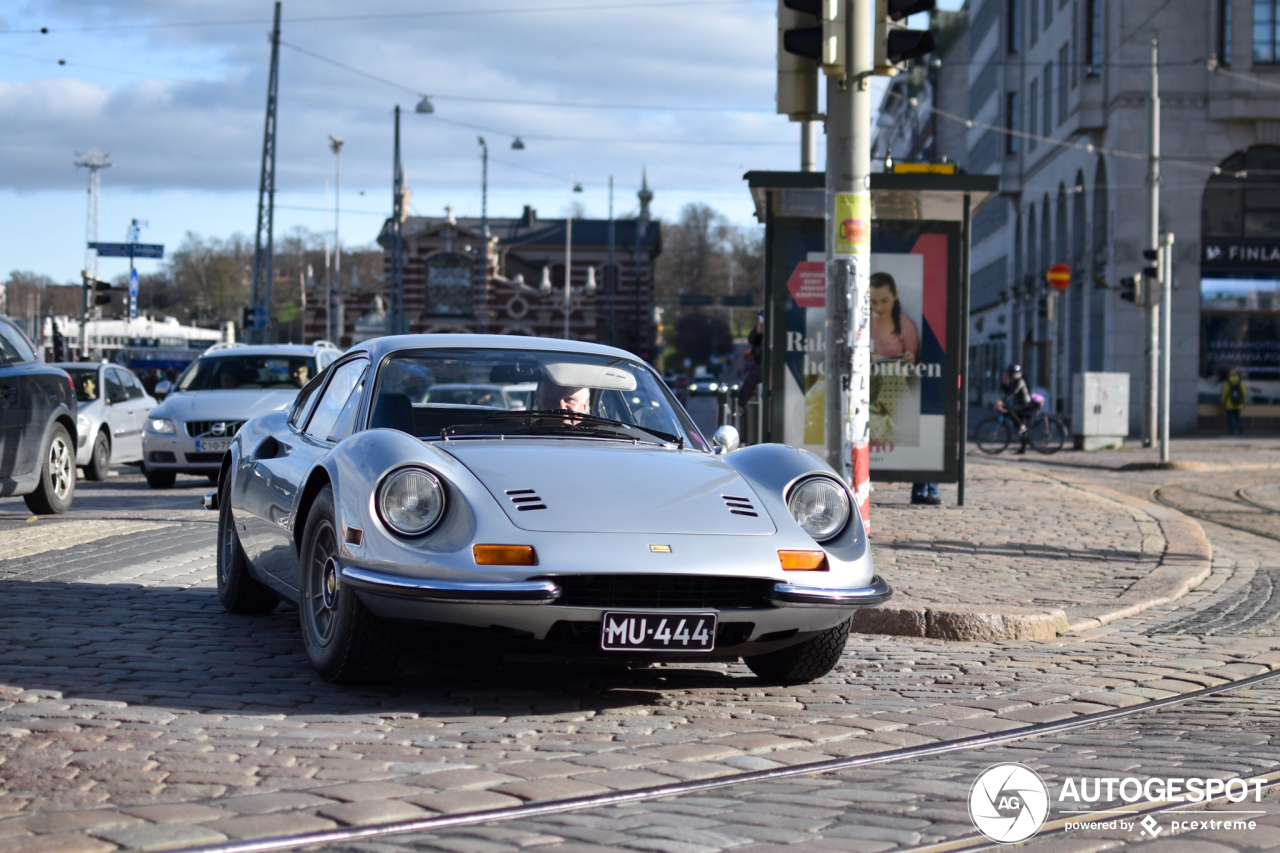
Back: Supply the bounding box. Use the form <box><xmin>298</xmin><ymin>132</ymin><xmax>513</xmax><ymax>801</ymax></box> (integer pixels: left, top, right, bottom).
<box><xmin>0</xmin><ymin>315</ymin><xmax>77</xmax><ymax>513</ymax></box>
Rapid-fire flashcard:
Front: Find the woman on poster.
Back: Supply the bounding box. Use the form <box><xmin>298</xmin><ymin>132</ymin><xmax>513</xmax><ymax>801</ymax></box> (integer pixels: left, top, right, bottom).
<box><xmin>869</xmin><ymin>272</ymin><xmax>921</xmax><ymax>448</ymax></box>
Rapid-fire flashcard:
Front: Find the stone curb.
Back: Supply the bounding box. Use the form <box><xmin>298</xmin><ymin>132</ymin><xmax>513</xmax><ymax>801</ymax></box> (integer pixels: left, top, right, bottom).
<box><xmin>850</xmin><ymin>466</ymin><xmax>1212</xmax><ymax>642</ymax></box>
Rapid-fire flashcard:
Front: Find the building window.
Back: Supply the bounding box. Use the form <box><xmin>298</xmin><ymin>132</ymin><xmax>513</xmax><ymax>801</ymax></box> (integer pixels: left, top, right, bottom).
<box><xmin>423</xmin><ymin>253</ymin><xmax>474</xmax><ymax>317</ymax></box>
<box><xmin>1045</xmin><ymin>0</ymin><xmax>1053</xmax><ymax>28</ymax></box>
<box><xmin>1043</xmin><ymin>65</ymin><xmax>1053</xmax><ymax>135</ymax></box>
<box><xmin>1257</xmin><ymin>0</ymin><xmax>1278</xmax><ymax>63</ymax></box>
<box><xmin>1029</xmin><ymin>80</ymin><xmax>1039</xmax><ymax>150</ymax></box>
<box><xmin>1031</xmin><ymin>0</ymin><xmax>1039</xmax><ymax>44</ymax></box>
<box><xmin>1058</xmin><ymin>45</ymin><xmax>1070</xmax><ymax>122</ymax></box>
<box><xmin>1007</xmin><ymin>0</ymin><xmax>1021</xmax><ymax>51</ymax></box>
<box><xmin>1086</xmin><ymin>0</ymin><xmax>1102</xmax><ymax>74</ymax></box>
<box><xmin>1006</xmin><ymin>92</ymin><xmax>1021</xmax><ymax>153</ymax></box>
<box><xmin>1071</xmin><ymin>0</ymin><xmax>1080</xmax><ymax>86</ymax></box>
<box><xmin>1220</xmin><ymin>0</ymin><xmax>1233</xmax><ymax>65</ymax></box>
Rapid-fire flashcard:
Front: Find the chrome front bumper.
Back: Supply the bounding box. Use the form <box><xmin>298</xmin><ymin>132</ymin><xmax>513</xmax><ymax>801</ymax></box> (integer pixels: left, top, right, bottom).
<box><xmin>339</xmin><ymin>566</ymin><xmax>892</xmax><ymax>609</ymax></box>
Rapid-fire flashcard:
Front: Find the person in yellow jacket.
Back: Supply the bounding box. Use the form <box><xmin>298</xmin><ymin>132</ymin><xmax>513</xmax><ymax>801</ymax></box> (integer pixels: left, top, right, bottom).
<box><xmin>1221</xmin><ymin>369</ymin><xmax>1247</xmax><ymax>435</ymax></box>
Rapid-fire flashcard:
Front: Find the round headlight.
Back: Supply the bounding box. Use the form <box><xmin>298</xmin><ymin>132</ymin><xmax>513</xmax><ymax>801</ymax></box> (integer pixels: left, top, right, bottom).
<box><xmin>787</xmin><ymin>477</ymin><xmax>850</xmax><ymax>542</ymax></box>
<box><xmin>377</xmin><ymin>467</ymin><xmax>445</xmax><ymax>536</ymax></box>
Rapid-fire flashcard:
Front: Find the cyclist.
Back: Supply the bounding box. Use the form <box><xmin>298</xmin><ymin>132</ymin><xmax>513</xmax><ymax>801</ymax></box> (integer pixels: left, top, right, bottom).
<box><xmin>998</xmin><ymin>363</ymin><xmax>1041</xmax><ymax>455</ymax></box>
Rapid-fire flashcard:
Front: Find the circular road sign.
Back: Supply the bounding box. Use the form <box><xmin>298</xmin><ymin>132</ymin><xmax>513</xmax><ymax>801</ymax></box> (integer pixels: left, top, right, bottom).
<box><xmin>1046</xmin><ymin>263</ymin><xmax>1071</xmax><ymax>290</ymax></box>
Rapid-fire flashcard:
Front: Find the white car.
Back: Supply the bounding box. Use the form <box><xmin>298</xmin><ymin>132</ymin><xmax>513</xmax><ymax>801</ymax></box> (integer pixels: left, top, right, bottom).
<box><xmin>142</xmin><ymin>341</ymin><xmax>341</xmax><ymax>488</ymax></box>
<box><xmin>52</xmin><ymin>362</ymin><xmax>156</xmax><ymax>480</ymax></box>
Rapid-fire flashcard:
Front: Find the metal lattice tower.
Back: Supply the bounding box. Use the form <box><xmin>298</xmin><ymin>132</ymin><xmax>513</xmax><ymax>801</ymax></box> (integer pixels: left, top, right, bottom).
<box><xmin>74</xmin><ymin>151</ymin><xmax>112</xmax><ymax>281</ymax></box>
<box><xmin>250</xmin><ymin>2</ymin><xmax>282</xmax><ymax>344</ymax></box>
<box><xmin>389</xmin><ymin>105</ymin><xmax>406</xmax><ymax>335</ymax></box>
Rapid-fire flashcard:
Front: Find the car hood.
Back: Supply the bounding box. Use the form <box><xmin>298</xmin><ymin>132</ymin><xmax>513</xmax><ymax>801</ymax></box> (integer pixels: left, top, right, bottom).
<box><xmin>437</xmin><ymin>440</ymin><xmax>777</xmax><ymax>535</ymax></box>
<box><xmin>151</xmin><ymin>389</ymin><xmax>299</xmax><ymax>423</ymax></box>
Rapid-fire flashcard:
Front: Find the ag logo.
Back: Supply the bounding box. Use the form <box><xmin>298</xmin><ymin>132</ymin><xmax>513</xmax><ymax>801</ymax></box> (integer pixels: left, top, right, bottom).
<box><xmin>968</xmin><ymin>763</ymin><xmax>1050</xmax><ymax>843</ymax></box>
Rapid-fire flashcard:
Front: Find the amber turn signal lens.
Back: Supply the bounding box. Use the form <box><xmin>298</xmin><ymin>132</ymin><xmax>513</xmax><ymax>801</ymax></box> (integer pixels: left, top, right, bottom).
<box><xmin>473</xmin><ymin>544</ymin><xmax>537</xmax><ymax>566</ymax></box>
<box><xmin>778</xmin><ymin>550</ymin><xmax>829</xmax><ymax>571</ymax></box>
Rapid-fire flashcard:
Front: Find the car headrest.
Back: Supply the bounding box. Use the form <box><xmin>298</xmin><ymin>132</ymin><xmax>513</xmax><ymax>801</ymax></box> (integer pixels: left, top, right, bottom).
<box><xmin>370</xmin><ymin>393</ymin><xmax>415</xmax><ymax>434</ymax></box>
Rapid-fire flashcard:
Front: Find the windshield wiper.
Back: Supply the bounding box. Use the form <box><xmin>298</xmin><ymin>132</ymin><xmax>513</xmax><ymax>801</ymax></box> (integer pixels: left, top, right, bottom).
<box><xmin>480</xmin><ymin>409</ymin><xmax>685</xmax><ymax>448</ymax></box>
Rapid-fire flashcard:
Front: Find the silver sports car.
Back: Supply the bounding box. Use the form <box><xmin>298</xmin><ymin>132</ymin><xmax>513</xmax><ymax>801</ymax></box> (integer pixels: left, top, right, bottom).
<box><xmin>210</xmin><ymin>335</ymin><xmax>890</xmax><ymax>684</ymax></box>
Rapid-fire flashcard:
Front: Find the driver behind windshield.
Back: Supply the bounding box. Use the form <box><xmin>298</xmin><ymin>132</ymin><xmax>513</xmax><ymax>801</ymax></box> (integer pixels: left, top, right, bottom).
<box><xmin>534</xmin><ymin>379</ymin><xmax>590</xmax><ymax>425</ymax></box>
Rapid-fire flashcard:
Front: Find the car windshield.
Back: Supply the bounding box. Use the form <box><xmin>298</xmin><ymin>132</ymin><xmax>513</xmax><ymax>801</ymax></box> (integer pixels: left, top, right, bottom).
<box><xmin>371</xmin><ymin>348</ymin><xmax>708</xmax><ymax>449</ymax></box>
<box><xmin>176</xmin><ymin>354</ymin><xmax>316</xmax><ymax>391</ymax></box>
<box><xmin>64</xmin><ymin>367</ymin><xmax>100</xmax><ymax>402</ymax></box>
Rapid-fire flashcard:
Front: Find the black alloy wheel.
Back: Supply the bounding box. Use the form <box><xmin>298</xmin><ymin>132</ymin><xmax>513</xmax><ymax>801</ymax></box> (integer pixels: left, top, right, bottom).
<box><xmin>25</xmin><ymin>423</ymin><xmax>75</xmax><ymax>514</ymax></box>
<box><xmin>216</xmin><ymin>485</ymin><xmax>278</xmax><ymax>614</ymax></box>
<box><xmin>84</xmin><ymin>430</ymin><xmax>111</xmax><ymax>481</ymax></box>
<box><xmin>299</xmin><ymin>486</ymin><xmax>400</xmax><ymax>684</ymax></box>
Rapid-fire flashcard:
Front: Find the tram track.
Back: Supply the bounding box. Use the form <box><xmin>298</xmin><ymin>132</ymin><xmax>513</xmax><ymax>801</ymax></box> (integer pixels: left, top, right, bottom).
<box><xmin>1153</xmin><ymin>479</ymin><xmax>1280</xmax><ymax>544</ymax></box>
<box><xmin>174</xmin><ymin>667</ymin><xmax>1280</xmax><ymax>853</ymax></box>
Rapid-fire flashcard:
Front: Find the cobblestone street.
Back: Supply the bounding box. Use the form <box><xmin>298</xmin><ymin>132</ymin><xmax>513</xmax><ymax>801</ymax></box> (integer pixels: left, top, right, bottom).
<box><xmin>0</xmin><ymin>441</ymin><xmax>1279</xmax><ymax>852</ymax></box>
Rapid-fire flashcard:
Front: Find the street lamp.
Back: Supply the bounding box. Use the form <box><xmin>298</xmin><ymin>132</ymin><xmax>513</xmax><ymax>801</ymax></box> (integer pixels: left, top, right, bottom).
<box><xmin>328</xmin><ymin>134</ymin><xmax>344</xmax><ymax>343</ymax></box>
<box><xmin>478</xmin><ymin>136</ymin><xmax>490</xmax><ymax>334</ymax></box>
<box><xmin>564</xmin><ymin>180</ymin><xmax>583</xmax><ymax>339</ymax></box>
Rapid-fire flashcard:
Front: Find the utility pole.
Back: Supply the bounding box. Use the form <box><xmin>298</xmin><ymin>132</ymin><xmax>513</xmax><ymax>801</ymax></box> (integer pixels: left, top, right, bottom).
<box><xmin>1159</xmin><ymin>232</ymin><xmax>1174</xmax><ymax>462</ymax></box>
<box><xmin>389</xmin><ymin>105</ymin><xmax>406</xmax><ymax>335</ymax></box>
<box><xmin>75</xmin><ymin>151</ymin><xmax>111</xmax><ymax>359</ymax></box>
<box><xmin>607</xmin><ymin>176</ymin><xmax>617</xmax><ymax>345</ymax></box>
<box><xmin>1144</xmin><ymin>38</ymin><xmax>1161</xmax><ymax>447</ymax></box>
<box><xmin>478</xmin><ymin>137</ymin><xmax>490</xmax><ymax>334</ymax></box>
<box><xmin>564</xmin><ymin>178</ymin><xmax>574</xmax><ymax>340</ymax></box>
<box><xmin>250</xmin><ymin>1</ymin><xmax>282</xmax><ymax>344</ymax></box>
<box><xmin>824</xmin><ymin>0</ymin><xmax>873</xmax><ymax>527</ymax></box>
<box><xmin>329</xmin><ymin>135</ymin><xmax>343</xmax><ymax>343</ymax></box>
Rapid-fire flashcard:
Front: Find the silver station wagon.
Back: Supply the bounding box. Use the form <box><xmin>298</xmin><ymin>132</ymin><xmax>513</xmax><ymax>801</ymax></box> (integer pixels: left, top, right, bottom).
<box><xmin>209</xmin><ymin>335</ymin><xmax>890</xmax><ymax>685</ymax></box>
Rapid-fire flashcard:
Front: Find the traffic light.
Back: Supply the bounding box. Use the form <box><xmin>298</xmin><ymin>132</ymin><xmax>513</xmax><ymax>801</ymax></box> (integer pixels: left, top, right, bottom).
<box><xmin>778</xmin><ymin>0</ymin><xmax>847</xmax><ymax>114</ymax></box>
<box><xmin>93</xmin><ymin>279</ymin><xmax>113</xmax><ymax>306</ymax></box>
<box><xmin>1119</xmin><ymin>274</ymin><xmax>1142</xmax><ymax>305</ymax></box>
<box><xmin>242</xmin><ymin>305</ymin><xmax>254</xmax><ymax>330</ymax></box>
<box><xmin>874</xmin><ymin>0</ymin><xmax>937</xmax><ymax>76</ymax></box>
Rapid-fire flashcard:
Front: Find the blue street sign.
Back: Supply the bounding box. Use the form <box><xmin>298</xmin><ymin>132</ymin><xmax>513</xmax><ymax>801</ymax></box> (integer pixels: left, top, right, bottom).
<box><xmin>89</xmin><ymin>242</ymin><xmax>165</xmax><ymax>259</ymax></box>
<box><xmin>129</xmin><ymin>267</ymin><xmax>139</xmax><ymax>320</ymax></box>
<box><xmin>249</xmin><ymin>307</ymin><xmax>267</xmax><ymax>331</ymax></box>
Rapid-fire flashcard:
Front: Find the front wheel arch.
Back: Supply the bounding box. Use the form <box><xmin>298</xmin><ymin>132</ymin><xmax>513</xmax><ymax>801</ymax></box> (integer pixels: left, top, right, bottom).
<box><xmin>294</xmin><ymin>468</ymin><xmax>334</xmax><ymax>556</ymax></box>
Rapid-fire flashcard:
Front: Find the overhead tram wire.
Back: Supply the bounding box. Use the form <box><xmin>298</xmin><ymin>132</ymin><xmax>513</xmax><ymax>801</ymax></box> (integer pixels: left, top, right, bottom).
<box><xmin>13</xmin><ymin>0</ymin><xmax>769</xmax><ymax>35</ymax></box>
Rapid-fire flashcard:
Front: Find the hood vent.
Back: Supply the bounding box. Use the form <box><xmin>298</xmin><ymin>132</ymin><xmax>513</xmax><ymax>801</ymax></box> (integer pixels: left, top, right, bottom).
<box><xmin>506</xmin><ymin>488</ymin><xmax>547</xmax><ymax>512</ymax></box>
<box><xmin>722</xmin><ymin>495</ymin><xmax>758</xmax><ymax>517</ymax></box>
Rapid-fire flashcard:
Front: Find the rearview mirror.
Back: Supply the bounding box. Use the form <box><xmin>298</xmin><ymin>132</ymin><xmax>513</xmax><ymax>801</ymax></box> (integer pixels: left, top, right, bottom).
<box><xmin>154</xmin><ymin>380</ymin><xmax>172</xmax><ymax>400</ymax></box>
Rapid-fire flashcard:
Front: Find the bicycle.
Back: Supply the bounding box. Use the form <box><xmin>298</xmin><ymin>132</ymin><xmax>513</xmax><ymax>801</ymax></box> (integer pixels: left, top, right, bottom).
<box><xmin>974</xmin><ymin>404</ymin><xmax>1069</xmax><ymax>455</ymax></box>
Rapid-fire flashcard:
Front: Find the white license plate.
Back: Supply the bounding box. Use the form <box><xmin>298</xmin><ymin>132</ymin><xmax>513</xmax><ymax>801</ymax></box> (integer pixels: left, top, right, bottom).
<box><xmin>195</xmin><ymin>439</ymin><xmax>232</xmax><ymax>453</ymax></box>
<box><xmin>601</xmin><ymin>612</ymin><xmax>716</xmax><ymax>652</ymax></box>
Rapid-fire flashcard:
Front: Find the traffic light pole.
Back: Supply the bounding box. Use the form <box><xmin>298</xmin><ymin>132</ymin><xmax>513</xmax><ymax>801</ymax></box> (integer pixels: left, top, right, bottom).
<box><xmin>1160</xmin><ymin>232</ymin><xmax>1174</xmax><ymax>463</ymax></box>
<box><xmin>1144</xmin><ymin>38</ymin><xmax>1161</xmax><ymax>448</ymax></box>
<box><xmin>824</xmin><ymin>0</ymin><xmax>873</xmax><ymax>528</ymax></box>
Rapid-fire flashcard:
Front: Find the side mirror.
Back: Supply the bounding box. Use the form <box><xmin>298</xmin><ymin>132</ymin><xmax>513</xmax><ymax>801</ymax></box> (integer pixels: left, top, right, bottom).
<box><xmin>108</xmin><ymin>391</ymin><xmax>128</xmax><ymax>405</ymax></box>
<box><xmin>154</xmin><ymin>380</ymin><xmax>172</xmax><ymax>400</ymax></box>
<box><xmin>712</xmin><ymin>424</ymin><xmax>740</xmax><ymax>454</ymax></box>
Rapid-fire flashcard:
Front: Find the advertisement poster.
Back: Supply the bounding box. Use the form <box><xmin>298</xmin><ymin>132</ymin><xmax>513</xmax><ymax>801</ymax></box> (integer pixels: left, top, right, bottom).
<box><xmin>780</xmin><ymin>221</ymin><xmax>960</xmax><ymax>482</ymax></box>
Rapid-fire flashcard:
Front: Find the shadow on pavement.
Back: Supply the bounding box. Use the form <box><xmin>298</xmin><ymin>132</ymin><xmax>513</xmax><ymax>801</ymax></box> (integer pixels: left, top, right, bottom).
<box><xmin>882</xmin><ymin>538</ymin><xmax>1147</xmax><ymax>563</ymax></box>
<box><xmin>0</xmin><ymin>579</ymin><xmax>743</xmax><ymax>717</ymax></box>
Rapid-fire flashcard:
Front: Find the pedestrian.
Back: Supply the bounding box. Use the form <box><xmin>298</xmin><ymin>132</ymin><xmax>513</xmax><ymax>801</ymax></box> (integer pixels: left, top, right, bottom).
<box><xmin>738</xmin><ymin>311</ymin><xmax>764</xmax><ymax>413</ymax></box>
<box><xmin>1222</xmin><ymin>368</ymin><xmax>1247</xmax><ymax>435</ymax></box>
<box><xmin>910</xmin><ymin>482</ymin><xmax>940</xmax><ymax>506</ymax></box>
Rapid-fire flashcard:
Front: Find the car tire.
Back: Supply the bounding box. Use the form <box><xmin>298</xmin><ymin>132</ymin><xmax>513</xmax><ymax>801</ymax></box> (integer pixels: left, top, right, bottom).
<box><xmin>743</xmin><ymin>618</ymin><xmax>851</xmax><ymax>684</ymax></box>
<box><xmin>216</xmin><ymin>487</ymin><xmax>278</xmax><ymax>615</ymax></box>
<box><xmin>299</xmin><ymin>485</ymin><xmax>400</xmax><ymax>684</ymax></box>
<box><xmin>24</xmin><ymin>423</ymin><xmax>76</xmax><ymax>515</ymax></box>
<box><xmin>143</xmin><ymin>465</ymin><xmax>176</xmax><ymax>489</ymax></box>
<box><xmin>84</xmin><ymin>430</ymin><xmax>111</xmax><ymax>481</ymax></box>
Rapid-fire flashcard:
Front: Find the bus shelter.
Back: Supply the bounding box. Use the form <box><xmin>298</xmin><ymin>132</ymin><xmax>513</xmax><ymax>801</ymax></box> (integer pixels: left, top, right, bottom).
<box><xmin>744</xmin><ymin>170</ymin><xmax>997</xmax><ymax>502</ymax></box>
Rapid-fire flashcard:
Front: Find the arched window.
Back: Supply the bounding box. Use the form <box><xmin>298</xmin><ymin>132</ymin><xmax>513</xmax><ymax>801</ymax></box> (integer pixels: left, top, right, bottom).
<box><xmin>1092</xmin><ymin>158</ymin><xmax>1108</xmax><ymax>258</ymax></box>
<box><xmin>423</xmin><ymin>253</ymin><xmax>474</xmax><ymax>317</ymax></box>
<box><xmin>1202</xmin><ymin>145</ymin><xmax>1280</xmax><ymax>237</ymax></box>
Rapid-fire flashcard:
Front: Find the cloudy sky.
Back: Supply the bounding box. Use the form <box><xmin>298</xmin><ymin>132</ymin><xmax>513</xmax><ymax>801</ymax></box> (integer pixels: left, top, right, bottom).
<box><xmin>1</xmin><ymin>0</ymin><xmax>951</xmax><ymax>284</ymax></box>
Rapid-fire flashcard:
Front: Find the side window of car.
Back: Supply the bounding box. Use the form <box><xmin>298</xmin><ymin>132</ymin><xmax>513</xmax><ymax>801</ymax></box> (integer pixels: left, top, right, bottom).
<box><xmin>0</xmin><ymin>320</ymin><xmax>36</xmax><ymax>364</ymax></box>
<box><xmin>326</xmin><ymin>367</ymin><xmax>368</xmax><ymax>441</ymax></box>
<box><xmin>105</xmin><ymin>369</ymin><xmax>126</xmax><ymax>402</ymax></box>
<box><xmin>304</xmin><ymin>359</ymin><xmax>366</xmax><ymax>441</ymax></box>
<box><xmin>289</xmin><ymin>366</ymin><xmax>330</xmax><ymax>429</ymax></box>
<box><xmin>123</xmin><ymin>370</ymin><xmax>146</xmax><ymax>399</ymax></box>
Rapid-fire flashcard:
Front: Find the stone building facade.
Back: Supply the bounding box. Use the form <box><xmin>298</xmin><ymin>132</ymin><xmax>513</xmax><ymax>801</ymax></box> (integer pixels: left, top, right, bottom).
<box><xmin>876</xmin><ymin>0</ymin><xmax>1280</xmax><ymax>433</ymax></box>
<box><xmin>305</xmin><ymin>176</ymin><xmax>661</xmax><ymax>361</ymax></box>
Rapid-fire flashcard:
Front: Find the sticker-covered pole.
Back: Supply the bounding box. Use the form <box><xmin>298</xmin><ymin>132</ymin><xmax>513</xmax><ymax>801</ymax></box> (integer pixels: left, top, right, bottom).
<box><xmin>824</xmin><ymin>0</ymin><xmax>873</xmax><ymax>528</ymax></box>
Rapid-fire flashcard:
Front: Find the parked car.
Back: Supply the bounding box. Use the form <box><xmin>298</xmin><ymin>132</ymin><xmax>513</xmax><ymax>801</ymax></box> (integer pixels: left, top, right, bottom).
<box><xmin>142</xmin><ymin>341</ymin><xmax>341</xmax><ymax>488</ymax></box>
<box><xmin>662</xmin><ymin>372</ymin><xmax>690</xmax><ymax>404</ymax></box>
<box><xmin>0</xmin><ymin>314</ymin><xmax>77</xmax><ymax>513</ymax></box>
<box><xmin>688</xmin><ymin>374</ymin><xmax>723</xmax><ymax>396</ymax></box>
<box><xmin>52</xmin><ymin>363</ymin><xmax>156</xmax><ymax>480</ymax></box>
<box><xmin>501</xmin><ymin>382</ymin><xmax>538</xmax><ymax>410</ymax></box>
<box><xmin>209</xmin><ymin>334</ymin><xmax>889</xmax><ymax>685</ymax></box>
<box><xmin>423</xmin><ymin>383</ymin><xmax>505</xmax><ymax>408</ymax></box>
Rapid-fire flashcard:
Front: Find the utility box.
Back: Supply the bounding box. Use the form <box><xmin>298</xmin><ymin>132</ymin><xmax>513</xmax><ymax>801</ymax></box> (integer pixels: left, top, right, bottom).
<box><xmin>1071</xmin><ymin>372</ymin><xmax>1129</xmax><ymax>450</ymax></box>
